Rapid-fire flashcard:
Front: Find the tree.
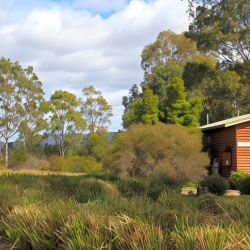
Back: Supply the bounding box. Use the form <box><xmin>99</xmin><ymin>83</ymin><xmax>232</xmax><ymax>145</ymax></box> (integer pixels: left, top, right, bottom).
<box><xmin>122</xmin><ymin>87</ymin><xmax>159</xmax><ymax>128</ymax></box>
<box><xmin>83</xmin><ymin>132</ymin><xmax>109</xmax><ymax>162</ymax></box>
<box><xmin>81</xmin><ymin>86</ymin><xmax>113</xmax><ymax>133</ymax></box>
<box><xmin>141</xmin><ymin>88</ymin><xmax>159</xmax><ymax>125</ymax></box>
<box><xmin>141</xmin><ymin>30</ymin><xmax>199</xmax><ymax>73</ymax></box>
<box><xmin>186</xmin><ymin>0</ymin><xmax>250</xmax><ymax>78</ymax></box>
<box><xmin>0</xmin><ymin>58</ymin><xmax>26</xmax><ymax>167</ymax></box>
<box><xmin>200</xmin><ymin>70</ymin><xmax>250</xmax><ymax>124</ymax></box>
<box><xmin>17</xmin><ymin>66</ymin><xmax>48</xmax><ymax>152</ymax></box>
<box><xmin>106</xmin><ymin>123</ymin><xmax>208</xmax><ymax>180</ymax></box>
<box><xmin>122</xmin><ymin>84</ymin><xmax>141</xmax><ymax>112</ymax></box>
<box><xmin>49</xmin><ymin>90</ymin><xmax>85</xmax><ymax>157</ymax></box>
<box><xmin>165</xmin><ymin>77</ymin><xmax>202</xmax><ymax>126</ymax></box>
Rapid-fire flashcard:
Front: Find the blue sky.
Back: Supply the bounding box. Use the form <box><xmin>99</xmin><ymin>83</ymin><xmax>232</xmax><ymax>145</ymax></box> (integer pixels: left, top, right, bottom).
<box><xmin>0</xmin><ymin>0</ymin><xmax>190</xmax><ymax>131</ymax></box>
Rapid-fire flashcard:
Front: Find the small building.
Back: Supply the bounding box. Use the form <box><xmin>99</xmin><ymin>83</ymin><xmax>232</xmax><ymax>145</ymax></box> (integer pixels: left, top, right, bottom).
<box><xmin>201</xmin><ymin>114</ymin><xmax>250</xmax><ymax>177</ymax></box>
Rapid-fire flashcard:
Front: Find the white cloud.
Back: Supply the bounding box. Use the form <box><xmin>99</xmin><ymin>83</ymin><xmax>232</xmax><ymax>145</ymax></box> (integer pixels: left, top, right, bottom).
<box><xmin>0</xmin><ymin>0</ymin><xmax>189</xmax><ymax>131</ymax></box>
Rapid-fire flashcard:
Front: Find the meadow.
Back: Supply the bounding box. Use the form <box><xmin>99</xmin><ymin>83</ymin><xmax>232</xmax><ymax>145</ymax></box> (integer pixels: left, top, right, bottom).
<box><xmin>0</xmin><ymin>171</ymin><xmax>249</xmax><ymax>249</ymax></box>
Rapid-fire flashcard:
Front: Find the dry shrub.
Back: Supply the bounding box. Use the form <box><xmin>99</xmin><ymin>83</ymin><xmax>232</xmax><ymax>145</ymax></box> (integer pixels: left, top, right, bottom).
<box><xmin>17</xmin><ymin>156</ymin><xmax>50</xmax><ymax>170</ymax></box>
<box><xmin>106</xmin><ymin>123</ymin><xmax>208</xmax><ymax>181</ymax></box>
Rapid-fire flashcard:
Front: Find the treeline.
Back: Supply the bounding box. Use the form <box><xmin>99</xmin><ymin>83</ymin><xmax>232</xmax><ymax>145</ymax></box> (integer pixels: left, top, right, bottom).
<box><xmin>122</xmin><ymin>0</ymin><xmax>250</xmax><ymax>128</ymax></box>
<box><xmin>0</xmin><ymin>58</ymin><xmax>112</xmax><ymax>167</ymax></box>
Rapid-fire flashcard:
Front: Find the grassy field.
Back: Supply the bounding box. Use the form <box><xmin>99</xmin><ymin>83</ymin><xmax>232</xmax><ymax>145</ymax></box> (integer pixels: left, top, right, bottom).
<box><xmin>0</xmin><ymin>171</ymin><xmax>249</xmax><ymax>249</ymax></box>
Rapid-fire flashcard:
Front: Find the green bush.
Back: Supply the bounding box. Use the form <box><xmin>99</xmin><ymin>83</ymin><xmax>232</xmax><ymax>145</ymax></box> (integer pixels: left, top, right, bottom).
<box><xmin>229</xmin><ymin>171</ymin><xmax>248</xmax><ymax>189</ymax></box>
<box><xmin>49</xmin><ymin>155</ymin><xmax>67</xmax><ymax>172</ymax></box>
<box><xmin>147</xmin><ymin>175</ymin><xmax>183</xmax><ymax>200</ymax></box>
<box><xmin>200</xmin><ymin>175</ymin><xmax>229</xmax><ymax>195</ymax></box>
<box><xmin>49</xmin><ymin>155</ymin><xmax>102</xmax><ymax>173</ymax></box>
<box><xmin>238</xmin><ymin>176</ymin><xmax>250</xmax><ymax>195</ymax></box>
<box><xmin>9</xmin><ymin>148</ymin><xmax>29</xmax><ymax>167</ymax></box>
<box><xmin>183</xmin><ymin>182</ymin><xmax>199</xmax><ymax>188</ymax></box>
<box><xmin>66</xmin><ymin>155</ymin><xmax>102</xmax><ymax>173</ymax></box>
<box><xmin>117</xmin><ymin>178</ymin><xmax>146</xmax><ymax>197</ymax></box>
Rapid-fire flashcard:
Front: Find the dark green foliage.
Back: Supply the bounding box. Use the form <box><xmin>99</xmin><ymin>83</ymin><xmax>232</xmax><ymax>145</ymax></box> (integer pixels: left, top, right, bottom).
<box><xmin>117</xmin><ymin>178</ymin><xmax>146</xmax><ymax>197</ymax></box>
<box><xmin>200</xmin><ymin>175</ymin><xmax>229</xmax><ymax>195</ymax></box>
<box><xmin>147</xmin><ymin>175</ymin><xmax>183</xmax><ymax>200</ymax></box>
<box><xmin>238</xmin><ymin>176</ymin><xmax>250</xmax><ymax>195</ymax></box>
<box><xmin>229</xmin><ymin>171</ymin><xmax>248</xmax><ymax>189</ymax></box>
<box><xmin>75</xmin><ymin>178</ymin><xmax>113</xmax><ymax>202</ymax></box>
<box><xmin>122</xmin><ymin>87</ymin><xmax>159</xmax><ymax>128</ymax></box>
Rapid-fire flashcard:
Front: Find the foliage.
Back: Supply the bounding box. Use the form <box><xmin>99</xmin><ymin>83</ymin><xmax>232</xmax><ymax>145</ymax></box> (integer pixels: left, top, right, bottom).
<box><xmin>0</xmin><ymin>58</ymin><xmax>46</xmax><ymax>167</ymax></box>
<box><xmin>186</xmin><ymin>0</ymin><xmax>250</xmax><ymax>78</ymax></box>
<box><xmin>0</xmin><ymin>172</ymin><xmax>249</xmax><ymax>249</ymax></box>
<box><xmin>49</xmin><ymin>90</ymin><xmax>85</xmax><ymax>157</ymax></box>
<box><xmin>117</xmin><ymin>178</ymin><xmax>146</xmax><ymax>197</ymax></box>
<box><xmin>82</xmin><ymin>132</ymin><xmax>109</xmax><ymax>162</ymax></box>
<box><xmin>200</xmin><ymin>175</ymin><xmax>229</xmax><ymax>195</ymax></box>
<box><xmin>147</xmin><ymin>175</ymin><xmax>183</xmax><ymax>200</ymax></box>
<box><xmin>106</xmin><ymin>123</ymin><xmax>208</xmax><ymax>180</ymax></box>
<box><xmin>9</xmin><ymin>146</ymin><xmax>29</xmax><ymax>167</ymax></box>
<box><xmin>141</xmin><ymin>30</ymin><xmax>199</xmax><ymax>73</ymax></box>
<box><xmin>238</xmin><ymin>176</ymin><xmax>250</xmax><ymax>195</ymax></box>
<box><xmin>229</xmin><ymin>171</ymin><xmax>248</xmax><ymax>189</ymax></box>
<box><xmin>75</xmin><ymin>178</ymin><xmax>119</xmax><ymax>202</ymax></box>
<box><xmin>122</xmin><ymin>87</ymin><xmax>159</xmax><ymax>128</ymax></box>
<box><xmin>80</xmin><ymin>86</ymin><xmax>112</xmax><ymax>133</ymax></box>
<box><xmin>183</xmin><ymin>182</ymin><xmax>199</xmax><ymax>188</ymax></box>
<box><xmin>49</xmin><ymin>155</ymin><xmax>102</xmax><ymax>173</ymax></box>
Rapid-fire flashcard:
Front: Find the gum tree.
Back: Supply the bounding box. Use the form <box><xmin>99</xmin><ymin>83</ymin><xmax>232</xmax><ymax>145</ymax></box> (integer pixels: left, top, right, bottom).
<box><xmin>49</xmin><ymin>90</ymin><xmax>85</xmax><ymax>157</ymax></box>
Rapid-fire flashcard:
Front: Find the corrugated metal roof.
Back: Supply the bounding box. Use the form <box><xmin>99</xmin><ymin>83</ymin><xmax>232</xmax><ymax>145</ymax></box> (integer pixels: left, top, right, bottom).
<box><xmin>200</xmin><ymin>114</ymin><xmax>250</xmax><ymax>131</ymax></box>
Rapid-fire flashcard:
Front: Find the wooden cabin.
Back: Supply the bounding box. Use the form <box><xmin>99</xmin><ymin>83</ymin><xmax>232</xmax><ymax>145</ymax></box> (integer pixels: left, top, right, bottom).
<box><xmin>201</xmin><ymin>114</ymin><xmax>250</xmax><ymax>177</ymax></box>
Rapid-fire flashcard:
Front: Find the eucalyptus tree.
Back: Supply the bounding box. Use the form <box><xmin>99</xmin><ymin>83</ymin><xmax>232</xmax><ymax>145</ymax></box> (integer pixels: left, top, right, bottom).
<box><xmin>80</xmin><ymin>86</ymin><xmax>113</xmax><ymax>133</ymax></box>
<box><xmin>0</xmin><ymin>58</ymin><xmax>25</xmax><ymax>167</ymax></box>
<box><xmin>186</xmin><ymin>0</ymin><xmax>250</xmax><ymax>78</ymax></box>
<box><xmin>17</xmin><ymin>66</ymin><xmax>48</xmax><ymax>152</ymax></box>
<box><xmin>49</xmin><ymin>90</ymin><xmax>85</xmax><ymax>157</ymax></box>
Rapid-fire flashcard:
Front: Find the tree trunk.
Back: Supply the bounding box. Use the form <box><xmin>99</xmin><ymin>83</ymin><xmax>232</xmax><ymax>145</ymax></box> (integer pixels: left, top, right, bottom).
<box><xmin>5</xmin><ymin>138</ymin><xmax>8</xmax><ymax>168</ymax></box>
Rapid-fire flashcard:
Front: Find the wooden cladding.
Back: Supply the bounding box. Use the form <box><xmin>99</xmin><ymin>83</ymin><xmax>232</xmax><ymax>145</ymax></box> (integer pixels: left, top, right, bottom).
<box><xmin>205</xmin><ymin>121</ymin><xmax>250</xmax><ymax>176</ymax></box>
<box><xmin>207</xmin><ymin>126</ymin><xmax>236</xmax><ymax>177</ymax></box>
<box><xmin>236</xmin><ymin>122</ymin><xmax>250</xmax><ymax>174</ymax></box>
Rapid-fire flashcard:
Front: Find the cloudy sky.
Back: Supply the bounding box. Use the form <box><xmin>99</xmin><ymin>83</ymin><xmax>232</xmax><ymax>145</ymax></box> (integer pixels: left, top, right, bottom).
<box><xmin>0</xmin><ymin>0</ymin><xmax>190</xmax><ymax>131</ymax></box>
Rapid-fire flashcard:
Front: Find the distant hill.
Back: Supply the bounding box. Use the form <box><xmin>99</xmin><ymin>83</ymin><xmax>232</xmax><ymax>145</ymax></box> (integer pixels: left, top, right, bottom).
<box><xmin>42</xmin><ymin>132</ymin><xmax>117</xmax><ymax>147</ymax></box>
<box><xmin>0</xmin><ymin>132</ymin><xmax>118</xmax><ymax>149</ymax></box>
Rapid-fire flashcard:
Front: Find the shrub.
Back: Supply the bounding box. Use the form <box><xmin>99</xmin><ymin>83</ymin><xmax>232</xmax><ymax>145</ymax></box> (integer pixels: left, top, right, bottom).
<box><xmin>117</xmin><ymin>178</ymin><xmax>146</xmax><ymax>197</ymax></box>
<box><xmin>238</xmin><ymin>176</ymin><xmax>250</xmax><ymax>195</ymax></box>
<box><xmin>106</xmin><ymin>123</ymin><xmax>208</xmax><ymax>180</ymax></box>
<box><xmin>49</xmin><ymin>155</ymin><xmax>102</xmax><ymax>173</ymax></box>
<box><xmin>49</xmin><ymin>155</ymin><xmax>67</xmax><ymax>172</ymax></box>
<box><xmin>147</xmin><ymin>175</ymin><xmax>183</xmax><ymax>200</ymax></box>
<box><xmin>17</xmin><ymin>156</ymin><xmax>50</xmax><ymax>170</ymax></box>
<box><xmin>75</xmin><ymin>178</ymin><xmax>119</xmax><ymax>202</ymax></box>
<box><xmin>183</xmin><ymin>182</ymin><xmax>199</xmax><ymax>188</ymax></box>
<box><xmin>200</xmin><ymin>175</ymin><xmax>229</xmax><ymax>195</ymax></box>
<box><xmin>66</xmin><ymin>155</ymin><xmax>102</xmax><ymax>173</ymax></box>
<box><xmin>229</xmin><ymin>171</ymin><xmax>248</xmax><ymax>189</ymax></box>
<box><xmin>9</xmin><ymin>148</ymin><xmax>29</xmax><ymax>167</ymax></box>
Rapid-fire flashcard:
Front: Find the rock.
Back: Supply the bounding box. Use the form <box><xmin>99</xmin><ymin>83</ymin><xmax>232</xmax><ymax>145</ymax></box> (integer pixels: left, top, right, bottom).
<box><xmin>224</xmin><ymin>190</ymin><xmax>241</xmax><ymax>196</ymax></box>
<box><xmin>181</xmin><ymin>187</ymin><xmax>197</xmax><ymax>196</ymax></box>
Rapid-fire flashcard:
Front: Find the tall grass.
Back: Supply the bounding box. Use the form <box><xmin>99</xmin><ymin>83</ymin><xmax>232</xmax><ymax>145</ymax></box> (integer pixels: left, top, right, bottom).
<box><xmin>0</xmin><ymin>172</ymin><xmax>248</xmax><ymax>249</ymax></box>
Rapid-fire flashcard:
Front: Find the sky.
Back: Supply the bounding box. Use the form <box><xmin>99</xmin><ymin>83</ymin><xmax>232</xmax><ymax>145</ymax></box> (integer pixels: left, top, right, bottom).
<box><xmin>0</xmin><ymin>0</ymin><xmax>190</xmax><ymax>131</ymax></box>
